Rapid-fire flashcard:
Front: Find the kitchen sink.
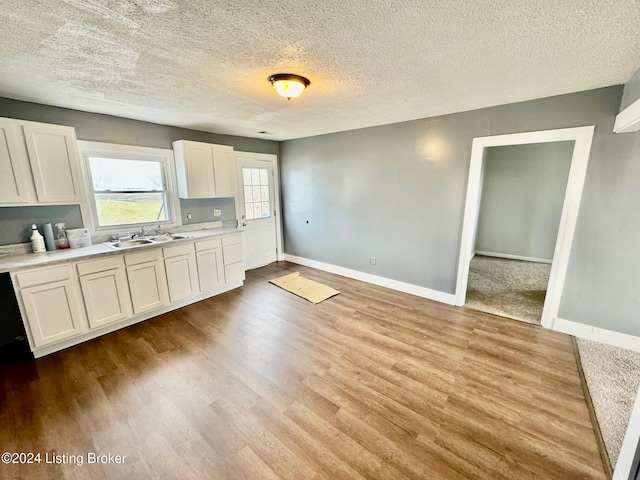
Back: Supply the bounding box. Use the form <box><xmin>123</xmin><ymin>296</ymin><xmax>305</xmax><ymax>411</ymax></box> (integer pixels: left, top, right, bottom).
<box><xmin>150</xmin><ymin>233</ymin><xmax>190</xmax><ymax>242</ymax></box>
<box><xmin>106</xmin><ymin>234</ymin><xmax>191</xmax><ymax>249</ymax></box>
<box><xmin>108</xmin><ymin>239</ymin><xmax>155</xmax><ymax>248</ymax></box>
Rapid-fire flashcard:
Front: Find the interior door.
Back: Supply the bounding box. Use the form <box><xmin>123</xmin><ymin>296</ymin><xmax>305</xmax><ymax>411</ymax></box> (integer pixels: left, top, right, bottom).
<box><xmin>236</xmin><ymin>155</ymin><xmax>277</xmax><ymax>270</ymax></box>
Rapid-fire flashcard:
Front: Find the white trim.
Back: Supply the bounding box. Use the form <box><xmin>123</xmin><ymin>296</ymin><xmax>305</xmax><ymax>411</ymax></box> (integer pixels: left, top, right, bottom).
<box><xmin>76</xmin><ymin>140</ymin><xmax>182</xmax><ymax>237</ymax></box>
<box><xmin>475</xmin><ymin>251</ymin><xmax>552</xmax><ymax>264</ymax></box>
<box><xmin>614</xmin><ymin>97</ymin><xmax>640</xmax><ymax>133</ymax></box>
<box><xmin>552</xmin><ymin>317</ymin><xmax>640</xmax><ymax>353</ymax></box>
<box><xmin>284</xmin><ymin>254</ymin><xmax>456</xmax><ymax>305</ymax></box>
<box><xmin>455</xmin><ymin>126</ymin><xmax>595</xmax><ymax>331</ymax></box>
<box><xmin>614</xmin><ymin>385</ymin><xmax>640</xmax><ymax>480</ymax></box>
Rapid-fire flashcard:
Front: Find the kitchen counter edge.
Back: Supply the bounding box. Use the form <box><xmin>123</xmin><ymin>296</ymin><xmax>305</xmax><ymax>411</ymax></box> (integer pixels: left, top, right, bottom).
<box><xmin>0</xmin><ymin>227</ymin><xmax>242</xmax><ymax>274</ymax></box>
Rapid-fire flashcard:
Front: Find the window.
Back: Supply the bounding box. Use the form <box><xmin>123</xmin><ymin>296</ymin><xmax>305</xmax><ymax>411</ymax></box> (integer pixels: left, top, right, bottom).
<box><xmin>242</xmin><ymin>167</ymin><xmax>271</xmax><ymax>220</ymax></box>
<box><xmin>78</xmin><ymin>142</ymin><xmax>180</xmax><ymax>232</ymax></box>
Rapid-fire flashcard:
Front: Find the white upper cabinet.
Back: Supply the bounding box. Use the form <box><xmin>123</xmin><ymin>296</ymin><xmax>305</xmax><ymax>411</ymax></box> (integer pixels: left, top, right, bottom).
<box><xmin>173</xmin><ymin>140</ymin><xmax>236</xmax><ymax>198</ymax></box>
<box><xmin>0</xmin><ymin>118</ymin><xmax>32</xmax><ymax>203</ymax></box>
<box><xmin>0</xmin><ymin>117</ymin><xmax>85</xmax><ymax>205</ymax></box>
<box><xmin>22</xmin><ymin>122</ymin><xmax>84</xmax><ymax>203</ymax></box>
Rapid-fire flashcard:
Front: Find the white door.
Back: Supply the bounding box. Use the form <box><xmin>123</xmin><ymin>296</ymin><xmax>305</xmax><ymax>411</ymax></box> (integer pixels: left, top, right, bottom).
<box><xmin>236</xmin><ymin>154</ymin><xmax>278</xmax><ymax>270</ymax></box>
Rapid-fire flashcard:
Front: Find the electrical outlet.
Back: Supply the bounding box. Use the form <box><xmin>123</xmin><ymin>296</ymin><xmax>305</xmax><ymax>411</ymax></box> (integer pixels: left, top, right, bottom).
<box><xmin>370</xmin><ymin>256</ymin><xmax>376</xmax><ymax>265</ymax></box>
<box><xmin>213</xmin><ymin>209</ymin><xmax>222</xmax><ymax>217</ymax></box>
<box><xmin>186</xmin><ymin>212</ymin><xmax>192</xmax><ymax>220</ymax></box>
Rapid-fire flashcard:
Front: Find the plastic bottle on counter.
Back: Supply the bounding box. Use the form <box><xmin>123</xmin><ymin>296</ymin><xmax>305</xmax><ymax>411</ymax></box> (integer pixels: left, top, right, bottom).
<box><xmin>30</xmin><ymin>224</ymin><xmax>46</xmax><ymax>253</ymax></box>
<box><xmin>54</xmin><ymin>223</ymin><xmax>69</xmax><ymax>249</ymax></box>
<box><xmin>43</xmin><ymin>223</ymin><xmax>56</xmax><ymax>251</ymax></box>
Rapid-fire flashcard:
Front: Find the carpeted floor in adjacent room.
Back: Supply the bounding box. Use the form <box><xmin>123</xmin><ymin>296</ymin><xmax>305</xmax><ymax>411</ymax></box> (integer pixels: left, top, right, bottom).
<box><xmin>577</xmin><ymin>338</ymin><xmax>640</xmax><ymax>469</ymax></box>
<box><xmin>465</xmin><ymin>255</ymin><xmax>551</xmax><ymax>324</ymax></box>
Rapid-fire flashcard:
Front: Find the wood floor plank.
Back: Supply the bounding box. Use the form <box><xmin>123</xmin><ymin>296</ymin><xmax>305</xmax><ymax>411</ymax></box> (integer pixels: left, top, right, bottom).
<box><xmin>0</xmin><ymin>261</ymin><xmax>608</xmax><ymax>479</ymax></box>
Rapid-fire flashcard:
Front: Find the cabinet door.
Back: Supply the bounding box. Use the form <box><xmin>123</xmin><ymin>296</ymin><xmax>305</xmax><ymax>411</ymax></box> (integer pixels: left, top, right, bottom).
<box><xmin>212</xmin><ymin>146</ymin><xmax>236</xmax><ymax>197</ymax></box>
<box><xmin>165</xmin><ymin>253</ymin><xmax>199</xmax><ymax>302</ymax></box>
<box><xmin>126</xmin><ymin>261</ymin><xmax>169</xmax><ymax>314</ymax></box>
<box><xmin>183</xmin><ymin>142</ymin><xmax>215</xmax><ymax>198</ymax></box>
<box><xmin>22</xmin><ymin>123</ymin><xmax>84</xmax><ymax>203</ymax></box>
<box><xmin>80</xmin><ymin>268</ymin><xmax>132</xmax><ymax>329</ymax></box>
<box><xmin>0</xmin><ymin>119</ymin><xmax>33</xmax><ymax>204</ymax></box>
<box><xmin>196</xmin><ymin>248</ymin><xmax>224</xmax><ymax>292</ymax></box>
<box><xmin>21</xmin><ymin>279</ymin><xmax>87</xmax><ymax>347</ymax></box>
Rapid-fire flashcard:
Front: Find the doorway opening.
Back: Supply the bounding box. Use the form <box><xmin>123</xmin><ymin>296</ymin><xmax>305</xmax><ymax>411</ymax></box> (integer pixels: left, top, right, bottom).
<box><xmin>464</xmin><ymin>140</ymin><xmax>574</xmax><ymax>324</ymax></box>
<box><xmin>455</xmin><ymin>126</ymin><xmax>595</xmax><ymax>329</ymax></box>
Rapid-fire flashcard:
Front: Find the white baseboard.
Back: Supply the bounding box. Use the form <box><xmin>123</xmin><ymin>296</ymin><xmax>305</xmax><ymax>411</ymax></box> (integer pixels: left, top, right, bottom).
<box><xmin>283</xmin><ymin>254</ymin><xmax>456</xmax><ymax>305</ymax></box>
<box><xmin>552</xmin><ymin>317</ymin><xmax>640</xmax><ymax>352</ymax></box>
<box><xmin>475</xmin><ymin>251</ymin><xmax>553</xmax><ymax>264</ymax></box>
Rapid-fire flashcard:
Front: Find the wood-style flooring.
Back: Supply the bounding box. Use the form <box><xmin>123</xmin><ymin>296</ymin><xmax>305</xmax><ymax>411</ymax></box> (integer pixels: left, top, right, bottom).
<box><xmin>0</xmin><ymin>261</ymin><xmax>606</xmax><ymax>479</ymax></box>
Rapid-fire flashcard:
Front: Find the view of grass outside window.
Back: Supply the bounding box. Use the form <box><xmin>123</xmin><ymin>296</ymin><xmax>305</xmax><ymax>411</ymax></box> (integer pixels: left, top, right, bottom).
<box><xmin>88</xmin><ymin>157</ymin><xmax>169</xmax><ymax>227</ymax></box>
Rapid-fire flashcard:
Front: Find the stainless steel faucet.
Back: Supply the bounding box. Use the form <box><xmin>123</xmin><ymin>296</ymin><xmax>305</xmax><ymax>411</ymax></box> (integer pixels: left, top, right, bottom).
<box><xmin>132</xmin><ymin>225</ymin><xmax>162</xmax><ymax>239</ymax></box>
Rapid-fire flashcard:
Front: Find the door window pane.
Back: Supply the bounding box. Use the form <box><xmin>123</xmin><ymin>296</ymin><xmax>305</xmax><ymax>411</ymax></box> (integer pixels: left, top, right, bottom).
<box><xmin>242</xmin><ymin>167</ymin><xmax>270</xmax><ymax>220</ymax></box>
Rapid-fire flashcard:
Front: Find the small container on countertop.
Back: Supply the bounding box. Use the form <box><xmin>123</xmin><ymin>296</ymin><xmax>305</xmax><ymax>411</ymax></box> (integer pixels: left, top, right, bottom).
<box><xmin>66</xmin><ymin>228</ymin><xmax>92</xmax><ymax>249</ymax></box>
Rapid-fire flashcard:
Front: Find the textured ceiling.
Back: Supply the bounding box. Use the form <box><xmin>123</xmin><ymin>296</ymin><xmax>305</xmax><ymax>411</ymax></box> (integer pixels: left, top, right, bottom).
<box><xmin>1</xmin><ymin>1</ymin><xmax>639</xmax><ymax>140</ymax></box>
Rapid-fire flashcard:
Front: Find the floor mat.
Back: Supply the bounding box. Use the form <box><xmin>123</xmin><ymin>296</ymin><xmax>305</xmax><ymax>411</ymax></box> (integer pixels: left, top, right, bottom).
<box><xmin>269</xmin><ymin>272</ymin><xmax>340</xmax><ymax>304</ymax></box>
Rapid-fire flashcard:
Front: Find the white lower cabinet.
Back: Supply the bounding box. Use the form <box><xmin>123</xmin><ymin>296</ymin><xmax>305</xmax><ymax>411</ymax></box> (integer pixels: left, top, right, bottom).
<box><xmin>222</xmin><ymin>234</ymin><xmax>245</xmax><ymax>284</ymax></box>
<box><xmin>13</xmin><ymin>232</ymin><xmax>244</xmax><ymax>356</ymax></box>
<box><xmin>77</xmin><ymin>257</ymin><xmax>132</xmax><ymax>329</ymax></box>
<box><xmin>164</xmin><ymin>243</ymin><xmax>200</xmax><ymax>302</ymax></box>
<box><xmin>14</xmin><ymin>265</ymin><xmax>87</xmax><ymax>348</ymax></box>
<box><xmin>195</xmin><ymin>238</ymin><xmax>224</xmax><ymax>292</ymax></box>
<box><xmin>125</xmin><ymin>250</ymin><xmax>169</xmax><ymax>315</ymax></box>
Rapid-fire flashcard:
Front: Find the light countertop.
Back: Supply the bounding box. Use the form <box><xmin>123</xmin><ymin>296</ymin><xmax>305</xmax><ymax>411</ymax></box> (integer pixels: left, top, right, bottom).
<box><xmin>0</xmin><ymin>227</ymin><xmax>241</xmax><ymax>274</ymax></box>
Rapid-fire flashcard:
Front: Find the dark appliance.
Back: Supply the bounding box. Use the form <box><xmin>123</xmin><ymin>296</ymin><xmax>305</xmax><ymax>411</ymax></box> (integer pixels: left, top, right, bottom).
<box><xmin>0</xmin><ymin>272</ymin><xmax>33</xmax><ymax>362</ymax></box>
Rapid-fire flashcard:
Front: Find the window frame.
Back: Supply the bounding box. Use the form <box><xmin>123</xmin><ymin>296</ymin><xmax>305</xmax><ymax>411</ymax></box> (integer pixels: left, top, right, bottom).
<box><xmin>77</xmin><ymin>141</ymin><xmax>182</xmax><ymax>236</ymax></box>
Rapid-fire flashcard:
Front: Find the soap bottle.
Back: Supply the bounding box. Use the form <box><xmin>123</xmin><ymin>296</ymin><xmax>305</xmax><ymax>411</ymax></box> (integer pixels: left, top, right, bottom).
<box><xmin>30</xmin><ymin>224</ymin><xmax>46</xmax><ymax>253</ymax></box>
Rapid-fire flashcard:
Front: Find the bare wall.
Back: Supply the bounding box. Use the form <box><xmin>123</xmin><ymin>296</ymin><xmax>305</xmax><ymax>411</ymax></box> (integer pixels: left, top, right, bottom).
<box><xmin>280</xmin><ymin>86</ymin><xmax>640</xmax><ymax>337</ymax></box>
<box><xmin>475</xmin><ymin>142</ymin><xmax>573</xmax><ymax>261</ymax></box>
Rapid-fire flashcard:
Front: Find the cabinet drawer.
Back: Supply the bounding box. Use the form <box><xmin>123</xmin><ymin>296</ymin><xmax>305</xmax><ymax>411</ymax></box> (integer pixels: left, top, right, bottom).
<box><xmin>15</xmin><ymin>264</ymin><xmax>73</xmax><ymax>288</ymax></box>
<box><xmin>163</xmin><ymin>243</ymin><xmax>195</xmax><ymax>259</ymax></box>
<box><xmin>222</xmin><ymin>234</ymin><xmax>242</xmax><ymax>246</ymax></box>
<box><xmin>222</xmin><ymin>243</ymin><xmax>243</xmax><ymax>265</ymax></box>
<box><xmin>195</xmin><ymin>237</ymin><xmax>222</xmax><ymax>252</ymax></box>
<box><xmin>124</xmin><ymin>248</ymin><xmax>162</xmax><ymax>266</ymax></box>
<box><xmin>77</xmin><ymin>256</ymin><xmax>125</xmax><ymax>276</ymax></box>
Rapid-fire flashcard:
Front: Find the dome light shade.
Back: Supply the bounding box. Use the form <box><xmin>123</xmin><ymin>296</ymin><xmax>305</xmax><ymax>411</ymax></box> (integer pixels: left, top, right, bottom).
<box><xmin>268</xmin><ymin>73</ymin><xmax>310</xmax><ymax>100</ymax></box>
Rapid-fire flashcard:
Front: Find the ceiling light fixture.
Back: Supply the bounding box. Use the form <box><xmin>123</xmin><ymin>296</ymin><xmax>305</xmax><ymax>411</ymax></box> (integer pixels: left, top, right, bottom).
<box><xmin>268</xmin><ymin>73</ymin><xmax>310</xmax><ymax>100</ymax></box>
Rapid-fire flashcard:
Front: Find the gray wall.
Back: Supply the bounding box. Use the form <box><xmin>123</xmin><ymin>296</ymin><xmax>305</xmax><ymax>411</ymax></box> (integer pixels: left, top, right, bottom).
<box><xmin>621</xmin><ymin>68</ymin><xmax>640</xmax><ymax>111</ymax></box>
<box><xmin>0</xmin><ymin>97</ymin><xmax>278</xmax><ymax>245</ymax></box>
<box><xmin>0</xmin><ymin>205</ymin><xmax>83</xmax><ymax>244</ymax></box>
<box><xmin>180</xmin><ymin>197</ymin><xmax>237</xmax><ymax>228</ymax></box>
<box><xmin>281</xmin><ymin>85</ymin><xmax>640</xmax><ymax>337</ymax></box>
<box><xmin>475</xmin><ymin>142</ymin><xmax>573</xmax><ymax>261</ymax></box>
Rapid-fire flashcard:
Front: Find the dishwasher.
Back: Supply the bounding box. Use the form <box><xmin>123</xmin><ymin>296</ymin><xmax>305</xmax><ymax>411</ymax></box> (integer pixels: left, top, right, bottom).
<box><xmin>0</xmin><ymin>272</ymin><xmax>33</xmax><ymax>362</ymax></box>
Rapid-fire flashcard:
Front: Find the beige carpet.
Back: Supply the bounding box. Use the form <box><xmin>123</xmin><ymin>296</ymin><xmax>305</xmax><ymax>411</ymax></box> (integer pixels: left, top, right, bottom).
<box><xmin>269</xmin><ymin>272</ymin><xmax>340</xmax><ymax>304</ymax></box>
<box><xmin>577</xmin><ymin>338</ymin><xmax>640</xmax><ymax>469</ymax></box>
<box><xmin>465</xmin><ymin>255</ymin><xmax>551</xmax><ymax>324</ymax></box>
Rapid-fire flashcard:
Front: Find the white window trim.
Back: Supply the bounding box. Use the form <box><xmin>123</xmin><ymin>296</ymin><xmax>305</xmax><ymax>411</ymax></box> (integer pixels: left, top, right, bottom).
<box><xmin>77</xmin><ymin>141</ymin><xmax>182</xmax><ymax>237</ymax></box>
